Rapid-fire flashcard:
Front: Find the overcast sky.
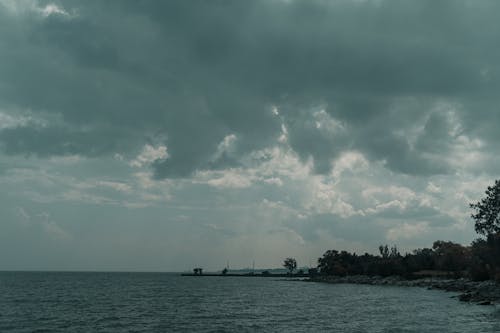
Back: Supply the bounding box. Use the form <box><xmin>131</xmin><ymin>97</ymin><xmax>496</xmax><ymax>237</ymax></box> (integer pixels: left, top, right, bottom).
<box><xmin>1</xmin><ymin>0</ymin><xmax>499</xmax><ymax>271</ymax></box>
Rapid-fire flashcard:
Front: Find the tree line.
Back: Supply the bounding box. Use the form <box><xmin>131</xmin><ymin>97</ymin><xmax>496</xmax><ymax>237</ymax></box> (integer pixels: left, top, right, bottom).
<box><xmin>302</xmin><ymin>179</ymin><xmax>500</xmax><ymax>281</ymax></box>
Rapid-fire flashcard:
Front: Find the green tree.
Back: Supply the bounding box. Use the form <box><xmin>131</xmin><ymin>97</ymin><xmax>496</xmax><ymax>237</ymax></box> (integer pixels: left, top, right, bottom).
<box><xmin>470</xmin><ymin>180</ymin><xmax>500</xmax><ymax>235</ymax></box>
<box><xmin>317</xmin><ymin>250</ymin><xmax>339</xmax><ymax>275</ymax></box>
<box><xmin>389</xmin><ymin>245</ymin><xmax>400</xmax><ymax>258</ymax></box>
<box><xmin>379</xmin><ymin>245</ymin><xmax>389</xmax><ymax>258</ymax></box>
<box><xmin>432</xmin><ymin>240</ymin><xmax>469</xmax><ymax>274</ymax></box>
<box><xmin>283</xmin><ymin>257</ymin><xmax>297</xmax><ymax>274</ymax></box>
<box><xmin>469</xmin><ymin>238</ymin><xmax>491</xmax><ymax>281</ymax></box>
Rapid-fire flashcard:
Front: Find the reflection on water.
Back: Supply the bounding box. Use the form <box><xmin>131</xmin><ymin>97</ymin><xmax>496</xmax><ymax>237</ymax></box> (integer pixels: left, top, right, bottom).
<box><xmin>0</xmin><ymin>272</ymin><xmax>499</xmax><ymax>332</ymax></box>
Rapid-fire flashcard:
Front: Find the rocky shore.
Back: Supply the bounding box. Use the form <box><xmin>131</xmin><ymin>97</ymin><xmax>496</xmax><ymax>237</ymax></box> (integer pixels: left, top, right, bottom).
<box><xmin>309</xmin><ymin>275</ymin><xmax>500</xmax><ymax>305</ymax></box>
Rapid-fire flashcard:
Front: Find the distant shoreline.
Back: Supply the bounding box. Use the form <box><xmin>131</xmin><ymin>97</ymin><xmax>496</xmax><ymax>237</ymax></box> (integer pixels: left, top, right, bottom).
<box><xmin>180</xmin><ymin>272</ymin><xmax>309</xmax><ymax>277</ymax></box>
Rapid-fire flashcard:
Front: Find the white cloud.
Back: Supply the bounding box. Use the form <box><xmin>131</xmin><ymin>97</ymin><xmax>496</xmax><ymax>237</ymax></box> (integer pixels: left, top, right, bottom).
<box><xmin>96</xmin><ymin>181</ymin><xmax>132</xmax><ymax>193</ymax></box>
<box><xmin>0</xmin><ymin>0</ymin><xmax>71</xmax><ymax>17</ymax></box>
<box><xmin>362</xmin><ymin>185</ymin><xmax>416</xmax><ymax>205</ymax></box>
<box><xmin>49</xmin><ymin>155</ymin><xmax>82</xmax><ymax>165</ymax></box>
<box><xmin>260</xmin><ymin>198</ymin><xmax>297</xmax><ymax>216</ymax></box>
<box><xmin>331</xmin><ymin>151</ymin><xmax>369</xmax><ymax>179</ymax></box>
<box><xmin>271</xmin><ymin>105</ymin><xmax>279</xmax><ymax>116</ymax></box>
<box><xmin>313</xmin><ymin>109</ymin><xmax>345</xmax><ymax>134</ymax></box>
<box><xmin>133</xmin><ymin>172</ymin><xmax>156</xmax><ymax>189</ymax></box>
<box><xmin>130</xmin><ymin>144</ymin><xmax>168</xmax><ymax>168</ymax></box>
<box><xmin>0</xmin><ymin>111</ymin><xmax>31</xmax><ymax>129</ymax></box>
<box><xmin>247</xmin><ymin>146</ymin><xmax>312</xmax><ymax>181</ymax></box>
<box><xmin>0</xmin><ymin>165</ymin><xmax>174</xmax><ymax>208</ymax></box>
<box><xmin>304</xmin><ymin>178</ymin><xmax>359</xmax><ymax>218</ymax></box>
<box><xmin>426</xmin><ymin>182</ymin><xmax>441</xmax><ymax>193</ymax></box>
<box><xmin>263</xmin><ymin>177</ymin><xmax>283</xmax><ymax>186</ymax></box>
<box><xmin>202</xmin><ymin>169</ymin><xmax>254</xmax><ymax>189</ymax></box>
<box><xmin>39</xmin><ymin>3</ymin><xmax>69</xmax><ymax>17</ymax></box>
<box><xmin>386</xmin><ymin>222</ymin><xmax>430</xmax><ymax>241</ymax></box>
<box><xmin>278</xmin><ymin>124</ymin><xmax>288</xmax><ymax>143</ymax></box>
<box><xmin>198</xmin><ymin>145</ymin><xmax>312</xmax><ymax>189</ymax></box>
<box><xmin>212</xmin><ymin>134</ymin><xmax>237</xmax><ymax>161</ymax></box>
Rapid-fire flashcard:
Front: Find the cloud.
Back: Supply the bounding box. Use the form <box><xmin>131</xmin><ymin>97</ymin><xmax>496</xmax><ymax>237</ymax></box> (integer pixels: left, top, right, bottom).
<box><xmin>199</xmin><ymin>169</ymin><xmax>254</xmax><ymax>189</ymax></box>
<box><xmin>15</xmin><ymin>207</ymin><xmax>31</xmax><ymax>226</ymax></box>
<box><xmin>0</xmin><ymin>163</ymin><xmax>172</xmax><ymax>208</ymax></box>
<box><xmin>263</xmin><ymin>177</ymin><xmax>283</xmax><ymax>186</ymax></box>
<box><xmin>0</xmin><ymin>0</ymin><xmax>498</xmax><ymax>179</ymax></box>
<box><xmin>387</xmin><ymin>222</ymin><xmax>430</xmax><ymax>242</ymax></box>
<box><xmin>39</xmin><ymin>3</ymin><xmax>70</xmax><ymax>17</ymax></box>
<box><xmin>130</xmin><ymin>144</ymin><xmax>168</xmax><ymax>168</ymax></box>
<box><xmin>0</xmin><ymin>0</ymin><xmax>72</xmax><ymax>18</ymax></box>
<box><xmin>1</xmin><ymin>0</ymin><xmax>500</xmax><ymax>270</ymax></box>
<box><xmin>42</xmin><ymin>220</ymin><xmax>71</xmax><ymax>240</ymax></box>
<box><xmin>0</xmin><ymin>111</ymin><xmax>31</xmax><ymax>130</ymax></box>
<box><xmin>95</xmin><ymin>180</ymin><xmax>132</xmax><ymax>193</ymax></box>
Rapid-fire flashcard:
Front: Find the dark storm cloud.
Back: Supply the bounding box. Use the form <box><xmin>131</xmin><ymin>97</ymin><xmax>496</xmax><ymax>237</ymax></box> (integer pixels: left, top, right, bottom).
<box><xmin>0</xmin><ymin>125</ymin><xmax>139</xmax><ymax>157</ymax></box>
<box><xmin>1</xmin><ymin>0</ymin><xmax>499</xmax><ymax>177</ymax></box>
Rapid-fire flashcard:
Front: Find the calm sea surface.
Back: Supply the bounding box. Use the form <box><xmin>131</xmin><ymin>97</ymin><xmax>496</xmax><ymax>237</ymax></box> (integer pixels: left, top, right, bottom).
<box><xmin>1</xmin><ymin>272</ymin><xmax>500</xmax><ymax>332</ymax></box>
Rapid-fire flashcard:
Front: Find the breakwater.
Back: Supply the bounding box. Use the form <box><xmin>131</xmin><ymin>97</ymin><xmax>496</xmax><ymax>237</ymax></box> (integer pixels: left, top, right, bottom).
<box><xmin>181</xmin><ymin>272</ymin><xmax>309</xmax><ymax>277</ymax></box>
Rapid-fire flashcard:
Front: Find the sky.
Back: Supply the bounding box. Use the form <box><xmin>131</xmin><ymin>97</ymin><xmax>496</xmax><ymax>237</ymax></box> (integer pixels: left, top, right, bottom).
<box><xmin>0</xmin><ymin>0</ymin><xmax>499</xmax><ymax>272</ymax></box>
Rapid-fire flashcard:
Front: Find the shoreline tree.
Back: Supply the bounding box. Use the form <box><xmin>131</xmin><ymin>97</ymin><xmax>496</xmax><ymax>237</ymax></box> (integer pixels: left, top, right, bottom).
<box><xmin>470</xmin><ymin>179</ymin><xmax>500</xmax><ymax>235</ymax></box>
<box><xmin>283</xmin><ymin>257</ymin><xmax>297</xmax><ymax>275</ymax></box>
<box><xmin>307</xmin><ymin>179</ymin><xmax>500</xmax><ymax>282</ymax></box>
<box><xmin>470</xmin><ymin>179</ymin><xmax>500</xmax><ymax>281</ymax></box>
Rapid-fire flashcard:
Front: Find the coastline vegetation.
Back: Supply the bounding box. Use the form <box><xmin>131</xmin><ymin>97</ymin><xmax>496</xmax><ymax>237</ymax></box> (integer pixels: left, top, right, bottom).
<box><xmin>313</xmin><ymin>179</ymin><xmax>500</xmax><ymax>283</ymax></box>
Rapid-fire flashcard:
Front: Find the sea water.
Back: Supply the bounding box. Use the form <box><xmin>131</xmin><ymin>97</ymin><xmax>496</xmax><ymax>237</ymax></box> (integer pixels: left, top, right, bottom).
<box><xmin>1</xmin><ymin>272</ymin><xmax>499</xmax><ymax>332</ymax></box>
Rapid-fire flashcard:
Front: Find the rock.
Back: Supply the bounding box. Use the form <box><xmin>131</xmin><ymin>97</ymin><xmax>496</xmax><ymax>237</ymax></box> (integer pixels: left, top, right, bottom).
<box><xmin>458</xmin><ymin>293</ymin><xmax>472</xmax><ymax>302</ymax></box>
<box><xmin>310</xmin><ymin>275</ymin><xmax>500</xmax><ymax>305</ymax></box>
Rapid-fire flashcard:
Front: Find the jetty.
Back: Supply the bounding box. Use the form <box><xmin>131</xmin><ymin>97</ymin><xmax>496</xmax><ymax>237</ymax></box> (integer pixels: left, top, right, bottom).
<box><xmin>181</xmin><ymin>272</ymin><xmax>309</xmax><ymax>277</ymax></box>
<box><xmin>181</xmin><ymin>267</ymin><xmax>312</xmax><ymax>277</ymax></box>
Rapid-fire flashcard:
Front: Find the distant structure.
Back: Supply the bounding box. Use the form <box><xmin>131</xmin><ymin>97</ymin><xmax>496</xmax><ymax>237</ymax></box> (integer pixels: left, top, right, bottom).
<box><xmin>193</xmin><ymin>268</ymin><xmax>203</xmax><ymax>275</ymax></box>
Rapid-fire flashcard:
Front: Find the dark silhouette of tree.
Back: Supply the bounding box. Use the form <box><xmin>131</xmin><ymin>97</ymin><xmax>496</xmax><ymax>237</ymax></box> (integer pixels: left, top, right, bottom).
<box><xmin>469</xmin><ymin>180</ymin><xmax>500</xmax><ymax>280</ymax></box>
<box><xmin>469</xmin><ymin>238</ymin><xmax>491</xmax><ymax>281</ymax></box>
<box><xmin>317</xmin><ymin>250</ymin><xmax>362</xmax><ymax>276</ymax></box>
<box><xmin>308</xmin><ymin>268</ymin><xmax>318</xmax><ymax>277</ymax></box>
<box><xmin>389</xmin><ymin>245</ymin><xmax>400</xmax><ymax>258</ymax></box>
<box><xmin>404</xmin><ymin>248</ymin><xmax>435</xmax><ymax>272</ymax></box>
<box><xmin>379</xmin><ymin>245</ymin><xmax>389</xmax><ymax>259</ymax></box>
<box><xmin>283</xmin><ymin>257</ymin><xmax>297</xmax><ymax>274</ymax></box>
<box><xmin>312</xmin><ymin>238</ymin><xmax>499</xmax><ymax>281</ymax></box>
<box><xmin>222</xmin><ymin>268</ymin><xmax>228</xmax><ymax>275</ymax></box>
<box><xmin>432</xmin><ymin>240</ymin><xmax>470</xmax><ymax>275</ymax></box>
<box><xmin>317</xmin><ymin>250</ymin><xmax>339</xmax><ymax>275</ymax></box>
<box><xmin>470</xmin><ymin>180</ymin><xmax>500</xmax><ymax>235</ymax></box>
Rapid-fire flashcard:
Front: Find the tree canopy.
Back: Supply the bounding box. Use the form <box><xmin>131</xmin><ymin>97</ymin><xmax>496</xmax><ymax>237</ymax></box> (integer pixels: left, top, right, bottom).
<box><xmin>283</xmin><ymin>257</ymin><xmax>297</xmax><ymax>274</ymax></box>
<box><xmin>470</xmin><ymin>179</ymin><xmax>500</xmax><ymax>235</ymax></box>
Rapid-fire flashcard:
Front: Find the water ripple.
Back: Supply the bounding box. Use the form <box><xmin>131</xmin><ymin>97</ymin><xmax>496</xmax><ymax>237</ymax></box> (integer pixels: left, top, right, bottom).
<box><xmin>0</xmin><ymin>272</ymin><xmax>499</xmax><ymax>332</ymax></box>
